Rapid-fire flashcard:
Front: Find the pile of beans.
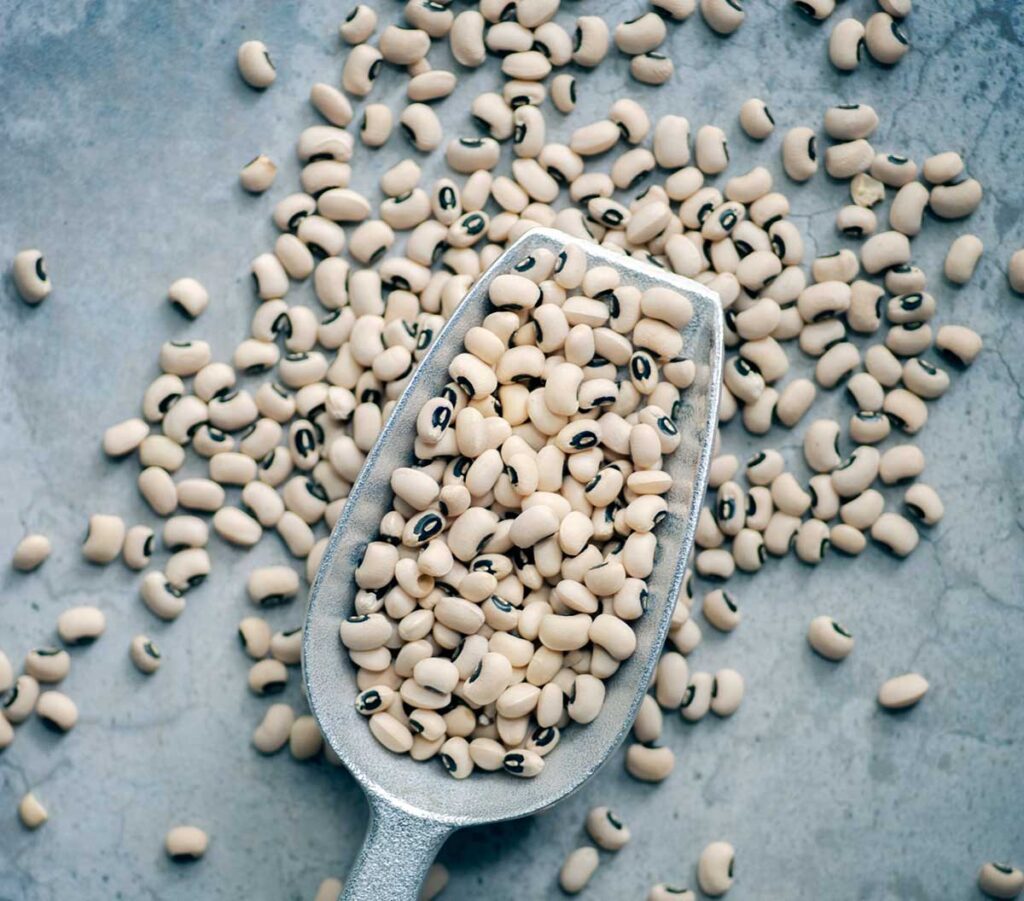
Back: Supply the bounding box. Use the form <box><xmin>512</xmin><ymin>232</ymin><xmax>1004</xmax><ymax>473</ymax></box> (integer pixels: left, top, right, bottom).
<box><xmin>342</xmin><ymin>245</ymin><xmax>697</xmax><ymax>777</ymax></box>
<box><xmin>5</xmin><ymin>0</ymin><xmax>1024</xmax><ymax>896</ymax></box>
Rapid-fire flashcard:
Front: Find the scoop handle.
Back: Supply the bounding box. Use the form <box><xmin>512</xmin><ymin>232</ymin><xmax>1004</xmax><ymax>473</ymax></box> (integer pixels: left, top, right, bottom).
<box><xmin>341</xmin><ymin>797</ymin><xmax>454</xmax><ymax>900</ymax></box>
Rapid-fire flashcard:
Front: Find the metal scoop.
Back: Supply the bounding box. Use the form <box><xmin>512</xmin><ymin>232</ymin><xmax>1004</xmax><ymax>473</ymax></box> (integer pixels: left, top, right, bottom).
<box><xmin>303</xmin><ymin>226</ymin><xmax>723</xmax><ymax>901</ymax></box>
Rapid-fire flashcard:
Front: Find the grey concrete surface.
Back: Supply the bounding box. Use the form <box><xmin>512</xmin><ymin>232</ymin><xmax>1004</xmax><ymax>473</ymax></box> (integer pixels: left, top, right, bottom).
<box><xmin>1</xmin><ymin>1</ymin><xmax>1022</xmax><ymax>899</ymax></box>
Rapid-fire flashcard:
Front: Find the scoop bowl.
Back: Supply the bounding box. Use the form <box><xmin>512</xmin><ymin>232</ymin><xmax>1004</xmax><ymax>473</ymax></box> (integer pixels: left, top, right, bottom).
<box><xmin>303</xmin><ymin>226</ymin><xmax>723</xmax><ymax>900</ymax></box>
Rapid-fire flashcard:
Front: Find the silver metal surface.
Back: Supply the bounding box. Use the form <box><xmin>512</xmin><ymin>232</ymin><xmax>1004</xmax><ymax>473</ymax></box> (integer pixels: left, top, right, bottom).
<box><xmin>303</xmin><ymin>226</ymin><xmax>723</xmax><ymax>900</ymax></box>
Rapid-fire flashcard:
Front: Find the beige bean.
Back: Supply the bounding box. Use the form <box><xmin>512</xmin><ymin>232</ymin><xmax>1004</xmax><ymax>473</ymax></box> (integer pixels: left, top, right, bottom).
<box><xmin>560</xmin><ymin>846</ymin><xmax>600</xmax><ymax>894</ymax></box>
<box><xmin>878</xmin><ymin>672</ymin><xmax>928</xmax><ymax>709</ymax></box>
<box><xmin>698</xmin><ymin>841</ymin><xmax>735</xmax><ymax>897</ymax></box>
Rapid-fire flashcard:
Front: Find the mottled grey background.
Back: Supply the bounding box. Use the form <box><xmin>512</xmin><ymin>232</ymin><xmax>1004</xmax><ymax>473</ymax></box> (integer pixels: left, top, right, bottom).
<box><xmin>1</xmin><ymin>1</ymin><xmax>1022</xmax><ymax>899</ymax></box>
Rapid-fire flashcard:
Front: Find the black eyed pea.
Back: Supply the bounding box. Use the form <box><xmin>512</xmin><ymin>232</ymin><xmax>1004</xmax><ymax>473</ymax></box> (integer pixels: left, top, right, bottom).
<box><xmin>655</xmin><ymin>647</ymin><xmax>688</xmax><ymax>712</ymax></box>
<box><xmin>795</xmin><ymin>518</ymin><xmax>830</xmax><ymax>564</ymax></box>
<box><xmin>923</xmin><ymin>151</ymin><xmax>963</xmax><ymax>185</ymax></box>
<box><xmin>811</xmin><ymin>249</ymin><xmax>859</xmax><ymax>284</ymax></box>
<box><xmin>253</xmin><ymin>703</ymin><xmax>295</xmax><ymax>754</ymax></box>
<box><xmin>630</xmin><ymin>52</ymin><xmax>674</xmax><ymax>86</ymax></box>
<box><xmin>978</xmin><ymin>863</ymin><xmax>1024</xmax><ymax>900</ymax></box>
<box><xmin>904</xmin><ymin>483</ymin><xmax>944</xmax><ymax>526</ymax></box>
<box><xmin>840</xmin><ymin>489</ymin><xmax>885</xmax><ymax>531</ymax></box>
<box><xmin>339</xmin><ymin>4</ymin><xmax>376</xmax><ymax>44</ymax></box>
<box><xmin>807</xmin><ymin>616</ymin><xmax>854</xmax><ymax>661</ymax></box>
<box><xmin>4</xmin><ymin>673</ymin><xmax>40</xmax><ymax>723</ymax></box>
<box><xmin>830</xmin><ymin>523</ymin><xmax>867</xmax><ymax>556</ymax></box>
<box><xmin>589</xmin><ymin>613</ymin><xmax>637</xmax><ymax>661</ymax></box>
<box><xmin>237</xmin><ymin>40</ymin><xmax>275</xmax><ymax>88</ymax></box>
<box><xmin>165</xmin><ymin>548</ymin><xmax>211</xmax><ymax>592</ymax></box>
<box><xmin>878</xmin><ymin>672</ymin><xmax>928</xmax><ymax>708</ymax></box>
<box><xmin>824</xmin><ymin>104</ymin><xmax>879</xmax><ymax>142</ymax></box>
<box><xmin>25</xmin><ymin>648</ymin><xmax>71</xmax><ymax>683</ymax></box>
<box><xmin>847</xmin><ymin>372</ymin><xmax>884</xmax><ymax>411</ymax></box>
<box><xmin>882</xmin><ymin>388</ymin><xmax>928</xmax><ymax>434</ymax></box>
<box><xmin>944</xmin><ymin>234</ymin><xmax>984</xmax><ymax>285</ymax></box>
<box><xmin>695</xmin><ymin>126</ymin><xmax>729</xmax><ymax>176</ymax></box>
<box><xmin>616</xmin><ymin>12</ymin><xmax>667</xmax><ymax>54</ymax></box>
<box><xmin>165</xmin><ymin>825</ymin><xmax>209</xmax><ymax>862</ymax></box>
<box><xmin>649</xmin><ymin>886</ymin><xmax>696</xmax><ymax>901</ymax></box>
<box><xmin>56</xmin><ymin>606</ymin><xmax>106</xmax><ymax>645</ymax></box>
<box><xmin>82</xmin><ymin>514</ymin><xmax>126</xmax><ymax>564</ymax></box>
<box><xmin>586</xmin><ymin>806</ymin><xmax>631</xmax><ymax>851</ymax></box>
<box><xmin>560</xmin><ymin>846</ymin><xmax>600</xmax><ymax>894</ymax></box>
<box><xmin>703</xmin><ymin>589</ymin><xmax>740</xmax><ymax>632</ymax></box>
<box><xmin>163</xmin><ymin>515</ymin><xmax>209</xmax><ymax>551</ymax></box>
<box><xmin>634</xmin><ymin>694</ymin><xmax>663</xmax><ymax>743</ymax></box>
<box><xmin>1008</xmin><ymin>247</ymin><xmax>1024</xmax><ymax>292</ymax></box>
<box><xmin>501</xmin><ymin>49</ymin><xmax>552</xmax><ymax>81</ymax></box>
<box><xmin>550</xmin><ymin>74</ymin><xmax>577</xmax><ymax>114</ymax></box>
<box><xmin>864</xmin><ymin>12</ymin><xmax>909</xmax><ymax>64</ymax></box>
<box><xmin>739</xmin><ymin>99</ymin><xmax>774</xmax><ymax>140</ymax></box>
<box><xmin>239</xmin><ymin>155</ymin><xmax>276</xmax><ymax>194</ymax></box>
<box><xmin>247</xmin><ymin>565</ymin><xmax>300</xmax><ymax>609</ymax></box>
<box><xmin>935</xmin><ymin>324</ymin><xmax>983</xmax><ymax>368</ymax></box>
<box><xmin>930</xmin><ymin>178</ymin><xmax>983</xmax><ymax>220</ymax></box>
<box><xmin>741</xmin><ymin>489</ymin><xmax>770</xmax><ymax>532</ymax></box>
<box><xmin>696</xmin><ymin>548</ymin><xmax>735</xmax><ymax>581</ymax></box>
<box><xmin>870</xmin><ymin>152</ymin><xmax>917</xmax><ymax>188</ymax></box>
<box><xmin>162</xmin><ymin>395</ymin><xmax>209</xmax><ymax>445</ymax></box>
<box><xmin>809</xmin><ymin>474</ymin><xmax>840</xmax><ymax>520</ymax></box>
<box><xmin>775</xmin><ymin>379</ymin><xmax>816</xmax><ymax>428</ymax></box>
<box><xmin>722</xmin><ymin>357</ymin><xmax>764</xmax><ymax>404</ymax></box>
<box><xmin>769</xmin><ymin>220</ymin><xmax>804</xmax><ymax>268</ymax></box>
<box><xmin>815</xmin><ymin>342</ymin><xmax>860</xmax><ymax>388</ymax></box>
<box><xmin>611</xmin><ymin>148</ymin><xmax>656</xmax><ymax>192</ymax></box>
<box><xmin>847</xmin><ymin>280</ymin><xmax>884</xmax><ymax>333</ymax></box>
<box><xmin>829</xmin><ymin>17</ymin><xmax>865</xmax><ymax>71</ymax></box>
<box><xmin>825</xmin><ymin>139</ymin><xmax>874</xmax><ymax>179</ymax></box>
<box><xmin>248</xmin><ymin>658</ymin><xmax>288</xmax><ymax>696</ymax></box>
<box><xmin>159</xmin><ymin>339</ymin><xmax>211</xmax><ymax>377</ymax></box>
<box><xmin>130</xmin><ymin>635</ymin><xmax>162</xmax><ymax>674</ymax></box>
<box><xmin>297</xmin><ymin>126</ymin><xmax>354</xmax><ymax>165</ymax></box>
<box><xmin>771</xmin><ymin>473</ymin><xmax>812</xmax><ymax>518</ymax></box>
<box><xmin>359</xmin><ymin>104</ymin><xmax>393</xmax><ymax>149</ymax></box>
<box><xmin>572</xmin><ymin>16</ymin><xmax>610</xmax><ymax>67</ymax></box>
<box><xmin>12</xmin><ymin>249</ymin><xmax>52</xmax><ymax>304</ymax></box>
<box><xmin>700</xmin><ymin>0</ymin><xmax>745</xmax><ymax>35</ymax></box>
<box><xmin>379</xmin><ymin>25</ymin><xmax>430</xmax><ymax>65</ymax></box>
<box><xmin>18</xmin><ymin>792</ymin><xmax>48</xmax><ymax>829</ymax></box>
<box><xmin>355</xmin><ymin>685</ymin><xmax>395</xmax><ymax>715</ymax></box>
<box><xmin>793</xmin><ymin>0</ymin><xmax>835</xmax><ymax>20</ymax></box>
<box><xmin>532</xmin><ymin>22</ymin><xmax>573</xmax><ymax>66</ymax></box>
<box><xmin>831</xmin><ymin>446</ymin><xmax>880</xmax><ymax>497</ymax></box>
<box><xmin>503</xmin><ymin>748</ymin><xmax>545</xmax><ymax>778</ymax></box>
<box><xmin>865</xmin><ymin>343</ymin><xmax>904</xmax><ymax>387</ymax></box>
<box><xmin>140</xmin><ymin>571</ymin><xmax>186</xmax><ymax>621</ymax></box>
<box><xmin>837</xmin><ymin>204</ymin><xmax>877</xmax><ymax>238</ymax></box>
<box><xmin>625</xmin><ymin>742</ymin><xmax>675</xmax><ymax>781</ymax></box>
<box><xmin>341</xmin><ymin>43</ymin><xmax>383</xmax><ymax>96</ymax></box>
<box><xmin>710</xmin><ymin>668</ymin><xmax>743</xmax><ymax>717</ymax></box>
<box><xmin>289</xmin><ymin>715</ymin><xmax>323</xmax><ymax>761</ymax></box>
<box><xmin>142</xmin><ymin>373</ymin><xmax>185</xmax><ymax>423</ymax></box>
<box><xmin>733</xmin><ymin>529</ymin><xmax>765</xmax><ymax>572</ymax></box>
<box><xmin>698</xmin><ymin>841</ymin><xmax>736</xmax><ymax>897</ymax></box>
<box><xmin>782</xmin><ymin>127</ymin><xmax>818</xmax><ymax>182</ymax></box>
<box><xmin>746</xmin><ymin>449</ymin><xmax>785</xmax><ymax>486</ymax></box>
<box><xmin>36</xmin><ymin>690</ymin><xmax>79</xmax><ymax>732</ymax></box>
<box><xmin>870</xmin><ymin>512</ymin><xmax>919</xmax><ymax>557</ymax></box>
<box><xmin>310</xmin><ymin>82</ymin><xmax>354</xmax><ymax>130</ymax></box>
<box><xmin>438</xmin><ymin>735</ymin><xmax>472</xmax><ymax>776</ymax></box>
<box><xmin>861</xmin><ymin>230</ymin><xmax>911</xmax><ymax>275</ymax></box>
<box><xmin>892</xmin><ymin>178</ymin><xmax>933</xmax><ymax>232</ymax></box>
<box><xmin>715</xmin><ymin>481</ymin><xmax>746</xmax><ymax>537</ymax></box>
<box><xmin>609</xmin><ymin>99</ymin><xmax>651</xmax><ymax>145</ymax></box>
<box><xmin>653</xmin><ymin>0</ymin><xmax>696</xmax><ymax>17</ymax></box>
<box><xmin>273</xmin><ymin>192</ymin><xmax>318</xmax><ymax>232</ymax></box>
<box><xmin>803</xmin><ymin>419</ymin><xmax>842</xmax><ymax>473</ymax></box>
<box><xmin>13</xmin><ymin>533</ymin><xmax>51</xmax><ymax>572</ymax></box>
